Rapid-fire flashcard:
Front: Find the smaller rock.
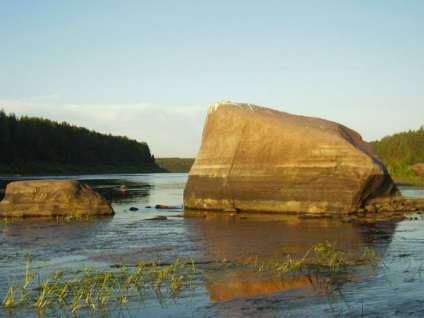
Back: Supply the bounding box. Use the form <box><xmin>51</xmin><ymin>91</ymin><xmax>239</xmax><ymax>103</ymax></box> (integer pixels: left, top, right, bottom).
<box><xmin>129</xmin><ymin>207</ymin><xmax>139</xmax><ymax>211</ymax></box>
<box><xmin>155</xmin><ymin>204</ymin><xmax>182</xmax><ymax>209</ymax></box>
<box><xmin>395</xmin><ymin>205</ymin><xmax>405</xmax><ymax>212</ymax></box>
<box><xmin>342</xmin><ymin>217</ymin><xmax>356</xmax><ymax>223</ymax></box>
<box><xmin>146</xmin><ymin>216</ymin><xmax>168</xmax><ymax>221</ymax></box>
<box><xmin>365</xmin><ymin>205</ymin><xmax>377</xmax><ymax>213</ymax></box>
<box><xmin>411</xmin><ymin>163</ymin><xmax>424</xmax><ymax>176</ymax></box>
<box><xmin>388</xmin><ymin>215</ymin><xmax>404</xmax><ymax>222</ymax></box>
<box><xmin>298</xmin><ymin>213</ymin><xmax>333</xmax><ymax>220</ymax></box>
<box><xmin>379</xmin><ymin>204</ymin><xmax>394</xmax><ymax>212</ymax></box>
<box><xmin>0</xmin><ymin>180</ymin><xmax>114</xmax><ymax>217</ymax></box>
<box><xmin>223</xmin><ymin>208</ymin><xmax>238</xmax><ymax>213</ymax></box>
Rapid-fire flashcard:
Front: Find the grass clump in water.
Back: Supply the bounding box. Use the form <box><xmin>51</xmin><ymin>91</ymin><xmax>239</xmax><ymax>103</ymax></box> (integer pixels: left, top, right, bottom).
<box><xmin>252</xmin><ymin>241</ymin><xmax>380</xmax><ymax>293</ymax></box>
<box><xmin>2</xmin><ymin>242</ymin><xmax>380</xmax><ymax>316</ymax></box>
<box><xmin>2</xmin><ymin>258</ymin><xmax>198</xmax><ymax>316</ymax></box>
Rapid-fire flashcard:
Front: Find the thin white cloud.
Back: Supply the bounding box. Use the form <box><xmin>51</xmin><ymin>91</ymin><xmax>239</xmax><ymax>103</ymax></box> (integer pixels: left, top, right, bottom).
<box><xmin>27</xmin><ymin>94</ymin><xmax>61</xmax><ymax>101</ymax></box>
<box><xmin>0</xmin><ymin>97</ymin><xmax>206</xmax><ymax>157</ymax></box>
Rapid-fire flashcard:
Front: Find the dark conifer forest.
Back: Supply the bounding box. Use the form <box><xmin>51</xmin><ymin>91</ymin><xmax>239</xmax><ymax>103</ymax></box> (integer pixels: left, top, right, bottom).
<box><xmin>0</xmin><ymin>109</ymin><xmax>162</xmax><ymax>174</ymax></box>
<box><xmin>155</xmin><ymin>157</ymin><xmax>195</xmax><ymax>173</ymax></box>
<box><xmin>1</xmin><ymin>109</ymin><xmax>423</xmax><ymax>180</ymax></box>
<box><xmin>370</xmin><ymin>126</ymin><xmax>424</xmax><ymax>183</ymax></box>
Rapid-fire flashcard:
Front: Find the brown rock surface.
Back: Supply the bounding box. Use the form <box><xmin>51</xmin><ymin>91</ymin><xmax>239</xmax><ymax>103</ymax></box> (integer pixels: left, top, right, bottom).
<box><xmin>184</xmin><ymin>101</ymin><xmax>402</xmax><ymax>214</ymax></box>
<box><xmin>411</xmin><ymin>163</ymin><xmax>424</xmax><ymax>176</ymax></box>
<box><xmin>0</xmin><ymin>180</ymin><xmax>114</xmax><ymax>217</ymax></box>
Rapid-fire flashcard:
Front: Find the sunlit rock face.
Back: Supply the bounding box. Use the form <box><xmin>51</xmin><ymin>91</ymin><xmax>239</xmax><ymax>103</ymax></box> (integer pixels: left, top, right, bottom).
<box><xmin>0</xmin><ymin>180</ymin><xmax>114</xmax><ymax>217</ymax></box>
<box><xmin>184</xmin><ymin>101</ymin><xmax>402</xmax><ymax>214</ymax></box>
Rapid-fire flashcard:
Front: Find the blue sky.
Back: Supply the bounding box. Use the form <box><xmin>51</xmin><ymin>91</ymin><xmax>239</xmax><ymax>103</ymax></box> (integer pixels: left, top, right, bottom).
<box><xmin>1</xmin><ymin>0</ymin><xmax>423</xmax><ymax>157</ymax></box>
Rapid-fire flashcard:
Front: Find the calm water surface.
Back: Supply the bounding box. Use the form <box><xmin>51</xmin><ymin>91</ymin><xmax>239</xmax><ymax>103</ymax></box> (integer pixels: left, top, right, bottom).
<box><xmin>0</xmin><ymin>174</ymin><xmax>423</xmax><ymax>317</ymax></box>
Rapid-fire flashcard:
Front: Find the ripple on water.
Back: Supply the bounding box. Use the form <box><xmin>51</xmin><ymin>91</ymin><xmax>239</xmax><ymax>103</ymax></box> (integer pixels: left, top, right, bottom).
<box><xmin>0</xmin><ymin>175</ymin><xmax>423</xmax><ymax>317</ymax></box>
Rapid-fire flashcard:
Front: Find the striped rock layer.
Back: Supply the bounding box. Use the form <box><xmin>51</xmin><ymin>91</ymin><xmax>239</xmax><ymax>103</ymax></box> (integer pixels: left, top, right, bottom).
<box><xmin>184</xmin><ymin>101</ymin><xmax>402</xmax><ymax>214</ymax></box>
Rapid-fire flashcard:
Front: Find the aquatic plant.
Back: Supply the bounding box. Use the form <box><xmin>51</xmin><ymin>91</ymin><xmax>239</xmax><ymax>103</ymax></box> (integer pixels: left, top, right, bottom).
<box><xmin>251</xmin><ymin>241</ymin><xmax>380</xmax><ymax>293</ymax></box>
<box><xmin>2</xmin><ymin>258</ymin><xmax>198</xmax><ymax>316</ymax></box>
<box><xmin>0</xmin><ymin>217</ymin><xmax>10</xmax><ymax>224</ymax></box>
<box><xmin>2</xmin><ymin>256</ymin><xmax>36</xmax><ymax>308</ymax></box>
<box><xmin>2</xmin><ymin>243</ymin><xmax>380</xmax><ymax>316</ymax></box>
<box><xmin>48</xmin><ymin>213</ymin><xmax>97</xmax><ymax>223</ymax></box>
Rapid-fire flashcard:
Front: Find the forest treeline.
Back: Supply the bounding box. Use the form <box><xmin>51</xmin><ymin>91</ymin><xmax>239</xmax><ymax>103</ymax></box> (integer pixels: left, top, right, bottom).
<box><xmin>370</xmin><ymin>125</ymin><xmax>424</xmax><ymax>183</ymax></box>
<box><xmin>156</xmin><ymin>158</ymin><xmax>195</xmax><ymax>173</ymax></box>
<box><xmin>1</xmin><ymin>108</ymin><xmax>422</xmax><ymax>180</ymax></box>
<box><xmin>0</xmin><ymin>109</ymin><xmax>163</xmax><ymax>174</ymax></box>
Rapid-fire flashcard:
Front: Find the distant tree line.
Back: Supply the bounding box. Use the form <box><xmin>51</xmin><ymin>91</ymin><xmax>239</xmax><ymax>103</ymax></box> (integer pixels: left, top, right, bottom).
<box><xmin>155</xmin><ymin>157</ymin><xmax>195</xmax><ymax>173</ymax></box>
<box><xmin>370</xmin><ymin>125</ymin><xmax>424</xmax><ymax>183</ymax></box>
<box><xmin>0</xmin><ymin>109</ymin><xmax>160</xmax><ymax>173</ymax></box>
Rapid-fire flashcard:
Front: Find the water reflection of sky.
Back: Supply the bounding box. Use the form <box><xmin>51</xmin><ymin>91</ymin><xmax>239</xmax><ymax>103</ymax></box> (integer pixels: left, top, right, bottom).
<box><xmin>0</xmin><ymin>174</ymin><xmax>423</xmax><ymax>317</ymax></box>
<box><xmin>1</xmin><ymin>175</ymin><xmax>423</xmax><ymax>201</ymax></box>
<box><xmin>398</xmin><ymin>185</ymin><xmax>424</xmax><ymax>199</ymax></box>
<box><xmin>0</xmin><ymin>173</ymin><xmax>189</xmax><ymax>206</ymax></box>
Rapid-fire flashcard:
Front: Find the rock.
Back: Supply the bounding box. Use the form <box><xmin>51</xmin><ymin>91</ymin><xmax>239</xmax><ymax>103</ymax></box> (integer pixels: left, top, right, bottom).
<box><xmin>223</xmin><ymin>207</ymin><xmax>238</xmax><ymax>212</ymax></box>
<box><xmin>184</xmin><ymin>101</ymin><xmax>402</xmax><ymax>214</ymax></box>
<box><xmin>411</xmin><ymin>163</ymin><xmax>424</xmax><ymax>176</ymax></box>
<box><xmin>388</xmin><ymin>214</ymin><xmax>403</xmax><ymax>222</ymax></box>
<box><xmin>342</xmin><ymin>217</ymin><xmax>356</xmax><ymax>223</ymax></box>
<box><xmin>298</xmin><ymin>213</ymin><xmax>333</xmax><ymax>220</ymax></box>
<box><xmin>379</xmin><ymin>203</ymin><xmax>394</xmax><ymax>212</ymax></box>
<box><xmin>155</xmin><ymin>204</ymin><xmax>182</xmax><ymax>209</ymax></box>
<box><xmin>0</xmin><ymin>180</ymin><xmax>114</xmax><ymax>217</ymax></box>
<box><xmin>395</xmin><ymin>205</ymin><xmax>405</xmax><ymax>212</ymax></box>
<box><xmin>129</xmin><ymin>207</ymin><xmax>139</xmax><ymax>211</ymax></box>
<box><xmin>145</xmin><ymin>215</ymin><xmax>168</xmax><ymax>221</ymax></box>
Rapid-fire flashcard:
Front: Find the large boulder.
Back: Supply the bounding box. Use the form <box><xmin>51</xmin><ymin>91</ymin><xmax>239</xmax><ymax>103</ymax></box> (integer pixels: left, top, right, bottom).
<box><xmin>184</xmin><ymin>101</ymin><xmax>402</xmax><ymax>214</ymax></box>
<box><xmin>0</xmin><ymin>180</ymin><xmax>114</xmax><ymax>217</ymax></box>
<box><xmin>411</xmin><ymin>163</ymin><xmax>424</xmax><ymax>176</ymax></box>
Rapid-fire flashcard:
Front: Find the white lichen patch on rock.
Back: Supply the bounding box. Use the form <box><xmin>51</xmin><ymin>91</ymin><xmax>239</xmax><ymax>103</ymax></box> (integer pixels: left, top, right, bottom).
<box><xmin>208</xmin><ymin>100</ymin><xmax>264</xmax><ymax>115</ymax></box>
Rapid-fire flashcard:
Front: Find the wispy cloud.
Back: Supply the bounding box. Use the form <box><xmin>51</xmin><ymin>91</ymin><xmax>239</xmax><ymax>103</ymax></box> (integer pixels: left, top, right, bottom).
<box><xmin>0</xmin><ymin>97</ymin><xmax>206</xmax><ymax>157</ymax></box>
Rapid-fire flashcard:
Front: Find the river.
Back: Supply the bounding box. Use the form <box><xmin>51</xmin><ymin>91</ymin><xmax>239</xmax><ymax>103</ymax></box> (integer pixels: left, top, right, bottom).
<box><xmin>0</xmin><ymin>173</ymin><xmax>423</xmax><ymax>317</ymax></box>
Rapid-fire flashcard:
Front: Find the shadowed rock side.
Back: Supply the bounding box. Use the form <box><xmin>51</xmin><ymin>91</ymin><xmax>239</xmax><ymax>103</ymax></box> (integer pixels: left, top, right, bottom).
<box><xmin>0</xmin><ymin>180</ymin><xmax>114</xmax><ymax>217</ymax></box>
<box><xmin>184</xmin><ymin>101</ymin><xmax>402</xmax><ymax>214</ymax></box>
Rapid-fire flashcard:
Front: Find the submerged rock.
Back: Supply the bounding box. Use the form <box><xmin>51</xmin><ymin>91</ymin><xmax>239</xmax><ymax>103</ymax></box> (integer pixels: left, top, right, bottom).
<box><xmin>145</xmin><ymin>215</ymin><xmax>168</xmax><ymax>221</ymax></box>
<box><xmin>0</xmin><ymin>180</ymin><xmax>114</xmax><ymax>217</ymax></box>
<box><xmin>155</xmin><ymin>204</ymin><xmax>182</xmax><ymax>209</ymax></box>
<box><xmin>184</xmin><ymin>101</ymin><xmax>402</xmax><ymax>214</ymax></box>
<box><xmin>411</xmin><ymin>163</ymin><xmax>424</xmax><ymax>176</ymax></box>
